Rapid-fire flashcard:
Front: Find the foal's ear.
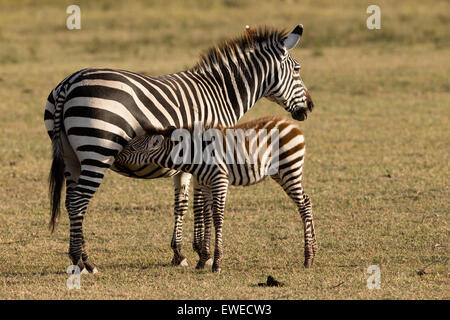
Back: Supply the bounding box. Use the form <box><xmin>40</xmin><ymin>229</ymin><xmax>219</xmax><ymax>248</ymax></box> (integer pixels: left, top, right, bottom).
<box><xmin>281</xmin><ymin>24</ymin><xmax>303</xmax><ymax>50</ymax></box>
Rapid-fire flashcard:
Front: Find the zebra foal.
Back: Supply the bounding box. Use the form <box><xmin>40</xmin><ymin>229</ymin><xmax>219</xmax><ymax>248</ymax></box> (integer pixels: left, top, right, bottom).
<box><xmin>116</xmin><ymin>116</ymin><xmax>317</xmax><ymax>272</ymax></box>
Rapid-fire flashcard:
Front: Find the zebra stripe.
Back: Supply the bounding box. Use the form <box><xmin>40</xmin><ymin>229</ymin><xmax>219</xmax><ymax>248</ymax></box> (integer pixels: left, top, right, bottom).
<box><xmin>116</xmin><ymin>116</ymin><xmax>317</xmax><ymax>272</ymax></box>
<box><xmin>44</xmin><ymin>25</ymin><xmax>314</xmax><ymax>272</ymax></box>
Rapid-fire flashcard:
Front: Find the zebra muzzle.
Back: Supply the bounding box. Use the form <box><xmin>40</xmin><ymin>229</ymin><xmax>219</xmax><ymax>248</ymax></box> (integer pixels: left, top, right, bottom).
<box><xmin>292</xmin><ymin>108</ymin><xmax>308</xmax><ymax>121</ymax></box>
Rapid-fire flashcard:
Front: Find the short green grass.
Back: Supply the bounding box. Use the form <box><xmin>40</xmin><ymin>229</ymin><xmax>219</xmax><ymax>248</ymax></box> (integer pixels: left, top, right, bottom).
<box><xmin>0</xmin><ymin>0</ymin><xmax>448</xmax><ymax>299</ymax></box>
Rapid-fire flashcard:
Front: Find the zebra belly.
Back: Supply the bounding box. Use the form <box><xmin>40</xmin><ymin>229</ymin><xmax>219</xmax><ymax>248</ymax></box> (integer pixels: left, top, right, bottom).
<box><xmin>229</xmin><ymin>175</ymin><xmax>268</xmax><ymax>187</ymax></box>
<box><xmin>227</xmin><ymin>164</ymin><xmax>268</xmax><ymax>186</ymax></box>
<box><xmin>110</xmin><ymin>161</ymin><xmax>179</xmax><ymax>179</ymax></box>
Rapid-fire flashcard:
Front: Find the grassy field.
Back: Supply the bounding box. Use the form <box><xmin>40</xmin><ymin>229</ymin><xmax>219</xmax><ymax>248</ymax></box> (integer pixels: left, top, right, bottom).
<box><xmin>0</xmin><ymin>0</ymin><xmax>448</xmax><ymax>299</ymax></box>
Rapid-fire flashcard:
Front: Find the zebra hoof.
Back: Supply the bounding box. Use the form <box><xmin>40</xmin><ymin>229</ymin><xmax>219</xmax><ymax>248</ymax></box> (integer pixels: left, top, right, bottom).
<box><xmin>212</xmin><ymin>266</ymin><xmax>221</xmax><ymax>273</ymax></box>
<box><xmin>304</xmin><ymin>259</ymin><xmax>313</xmax><ymax>268</ymax></box>
<box><xmin>83</xmin><ymin>260</ymin><xmax>98</xmax><ymax>273</ymax></box>
<box><xmin>195</xmin><ymin>259</ymin><xmax>207</xmax><ymax>269</ymax></box>
<box><xmin>205</xmin><ymin>258</ymin><xmax>213</xmax><ymax>266</ymax></box>
<box><xmin>81</xmin><ymin>267</ymin><xmax>99</xmax><ymax>274</ymax></box>
<box><xmin>171</xmin><ymin>254</ymin><xmax>188</xmax><ymax>266</ymax></box>
<box><xmin>179</xmin><ymin>258</ymin><xmax>189</xmax><ymax>267</ymax></box>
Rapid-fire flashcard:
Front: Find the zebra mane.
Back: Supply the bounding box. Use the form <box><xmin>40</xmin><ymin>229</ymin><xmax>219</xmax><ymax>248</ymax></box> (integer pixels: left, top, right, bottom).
<box><xmin>191</xmin><ymin>25</ymin><xmax>288</xmax><ymax>72</ymax></box>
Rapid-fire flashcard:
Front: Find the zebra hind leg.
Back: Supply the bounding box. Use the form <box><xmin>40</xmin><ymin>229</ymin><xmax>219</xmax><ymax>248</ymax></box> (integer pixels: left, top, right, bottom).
<box><xmin>304</xmin><ymin>194</ymin><xmax>318</xmax><ymax>256</ymax></box>
<box><xmin>272</xmin><ymin>175</ymin><xmax>316</xmax><ymax>268</ymax></box>
<box><xmin>81</xmin><ymin>238</ymin><xmax>97</xmax><ymax>274</ymax></box>
<box><xmin>56</xmin><ymin>134</ymin><xmax>97</xmax><ymax>274</ymax></box>
<box><xmin>65</xmin><ymin>186</ymin><xmax>97</xmax><ymax>274</ymax></box>
<box><xmin>65</xmin><ymin>162</ymin><xmax>111</xmax><ymax>274</ymax></box>
<box><xmin>297</xmin><ymin>192</ymin><xmax>316</xmax><ymax>268</ymax></box>
<box><xmin>170</xmin><ymin>172</ymin><xmax>191</xmax><ymax>267</ymax></box>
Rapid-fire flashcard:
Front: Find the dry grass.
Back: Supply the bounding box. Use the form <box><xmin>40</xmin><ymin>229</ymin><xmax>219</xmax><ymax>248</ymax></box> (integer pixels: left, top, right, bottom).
<box><xmin>0</xmin><ymin>0</ymin><xmax>448</xmax><ymax>299</ymax></box>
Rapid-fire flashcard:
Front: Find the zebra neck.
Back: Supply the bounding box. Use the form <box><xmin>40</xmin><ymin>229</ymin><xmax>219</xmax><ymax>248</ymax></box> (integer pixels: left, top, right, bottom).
<box><xmin>188</xmin><ymin>64</ymin><xmax>267</xmax><ymax>126</ymax></box>
<box><xmin>151</xmin><ymin>143</ymin><xmax>185</xmax><ymax>172</ymax></box>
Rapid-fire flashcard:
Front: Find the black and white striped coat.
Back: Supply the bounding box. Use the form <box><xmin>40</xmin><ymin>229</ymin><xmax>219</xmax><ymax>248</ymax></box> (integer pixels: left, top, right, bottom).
<box><xmin>44</xmin><ymin>25</ymin><xmax>314</xmax><ymax>272</ymax></box>
<box><xmin>117</xmin><ymin>116</ymin><xmax>317</xmax><ymax>272</ymax></box>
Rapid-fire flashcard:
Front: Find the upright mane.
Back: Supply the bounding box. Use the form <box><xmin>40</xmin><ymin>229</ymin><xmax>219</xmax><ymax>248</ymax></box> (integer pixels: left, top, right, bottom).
<box><xmin>191</xmin><ymin>25</ymin><xmax>288</xmax><ymax>72</ymax></box>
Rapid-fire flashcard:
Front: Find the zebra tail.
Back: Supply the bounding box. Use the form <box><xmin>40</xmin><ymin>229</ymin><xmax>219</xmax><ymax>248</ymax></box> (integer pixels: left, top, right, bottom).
<box><xmin>48</xmin><ymin>87</ymin><xmax>66</xmax><ymax>233</ymax></box>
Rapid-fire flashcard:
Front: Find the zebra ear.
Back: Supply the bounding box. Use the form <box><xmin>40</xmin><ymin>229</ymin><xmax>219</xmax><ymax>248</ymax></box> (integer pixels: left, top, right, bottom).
<box><xmin>282</xmin><ymin>24</ymin><xmax>303</xmax><ymax>50</ymax></box>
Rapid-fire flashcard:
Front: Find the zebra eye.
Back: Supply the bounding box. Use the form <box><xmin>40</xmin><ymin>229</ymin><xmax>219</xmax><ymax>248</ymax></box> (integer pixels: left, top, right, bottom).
<box><xmin>150</xmin><ymin>135</ymin><xmax>164</xmax><ymax>149</ymax></box>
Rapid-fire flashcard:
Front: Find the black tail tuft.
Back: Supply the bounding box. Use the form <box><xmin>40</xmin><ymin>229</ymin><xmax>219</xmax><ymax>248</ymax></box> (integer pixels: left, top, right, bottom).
<box><xmin>48</xmin><ymin>140</ymin><xmax>65</xmax><ymax>233</ymax></box>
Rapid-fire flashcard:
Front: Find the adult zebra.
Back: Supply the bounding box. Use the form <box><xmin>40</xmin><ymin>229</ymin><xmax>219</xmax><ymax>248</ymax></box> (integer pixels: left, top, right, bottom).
<box><xmin>44</xmin><ymin>25</ymin><xmax>314</xmax><ymax>273</ymax></box>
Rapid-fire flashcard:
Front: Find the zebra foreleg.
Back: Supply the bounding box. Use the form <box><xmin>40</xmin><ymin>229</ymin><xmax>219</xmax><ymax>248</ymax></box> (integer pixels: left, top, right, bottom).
<box><xmin>196</xmin><ymin>188</ymin><xmax>213</xmax><ymax>269</ymax></box>
<box><xmin>192</xmin><ymin>183</ymin><xmax>204</xmax><ymax>256</ymax></box>
<box><xmin>170</xmin><ymin>172</ymin><xmax>191</xmax><ymax>267</ymax></box>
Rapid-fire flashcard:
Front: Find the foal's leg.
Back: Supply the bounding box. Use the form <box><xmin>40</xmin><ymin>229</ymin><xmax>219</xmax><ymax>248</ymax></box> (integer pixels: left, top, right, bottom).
<box><xmin>210</xmin><ymin>180</ymin><xmax>228</xmax><ymax>273</ymax></box>
<box><xmin>296</xmin><ymin>192</ymin><xmax>316</xmax><ymax>267</ymax></box>
<box><xmin>171</xmin><ymin>172</ymin><xmax>191</xmax><ymax>266</ymax></box>
<box><xmin>192</xmin><ymin>179</ymin><xmax>204</xmax><ymax>257</ymax></box>
<box><xmin>196</xmin><ymin>188</ymin><xmax>213</xmax><ymax>269</ymax></box>
<box><xmin>303</xmin><ymin>193</ymin><xmax>318</xmax><ymax>256</ymax></box>
<box><xmin>272</xmin><ymin>174</ymin><xmax>317</xmax><ymax>268</ymax></box>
